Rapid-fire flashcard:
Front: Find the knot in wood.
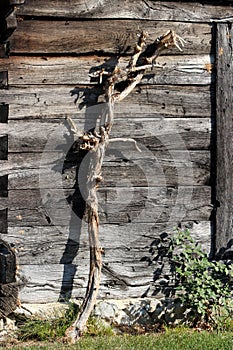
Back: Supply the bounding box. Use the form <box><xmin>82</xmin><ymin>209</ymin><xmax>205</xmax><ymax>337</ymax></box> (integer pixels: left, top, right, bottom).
<box><xmin>80</xmin><ymin>133</ymin><xmax>99</xmax><ymax>151</ymax></box>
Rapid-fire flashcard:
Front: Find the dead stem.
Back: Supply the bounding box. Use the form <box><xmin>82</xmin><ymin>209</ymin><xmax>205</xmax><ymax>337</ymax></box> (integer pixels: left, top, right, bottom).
<box><xmin>65</xmin><ymin>29</ymin><xmax>186</xmax><ymax>343</ymax></box>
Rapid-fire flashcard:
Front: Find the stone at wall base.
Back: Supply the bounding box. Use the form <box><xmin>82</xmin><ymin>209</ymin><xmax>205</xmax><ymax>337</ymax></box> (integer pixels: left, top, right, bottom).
<box><xmin>14</xmin><ymin>297</ymin><xmax>187</xmax><ymax>326</ymax></box>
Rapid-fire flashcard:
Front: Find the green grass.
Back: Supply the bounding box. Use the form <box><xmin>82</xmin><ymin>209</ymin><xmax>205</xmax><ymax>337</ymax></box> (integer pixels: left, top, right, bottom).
<box><xmin>15</xmin><ymin>304</ymin><xmax>114</xmax><ymax>342</ymax></box>
<box><xmin>6</xmin><ymin>303</ymin><xmax>232</xmax><ymax>350</ymax></box>
<box><xmin>4</xmin><ymin>329</ymin><xmax>233</xmax><ymax>350</ymax></box>
<box><xmin>15</xmin><ymin>303</ymin><xmax>80</xmax><ymax>341</ymax></box>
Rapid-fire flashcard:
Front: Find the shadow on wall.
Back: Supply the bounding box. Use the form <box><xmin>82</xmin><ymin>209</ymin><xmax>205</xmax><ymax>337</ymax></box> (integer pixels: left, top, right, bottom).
<box><xmin>57</xmin><ymin>47</ymin><xmax>166</xmax><ymax>300</ymax></box>
<box><xmin>58</xmin><ymin>56</ymin><xmax>121</xmax><ymax>301</ymax></box>
<box><xmin>141</xmin><ymin>231</ymin><xmax>177</xmax><ymax>299</ymax></box>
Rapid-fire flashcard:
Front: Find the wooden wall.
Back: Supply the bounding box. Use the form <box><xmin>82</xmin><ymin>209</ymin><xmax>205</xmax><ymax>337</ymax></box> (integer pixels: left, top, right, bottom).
<box><xmin>0</xmin><ymin>1</ymin><xmax>232</xmax><ymax>303</ymax></box>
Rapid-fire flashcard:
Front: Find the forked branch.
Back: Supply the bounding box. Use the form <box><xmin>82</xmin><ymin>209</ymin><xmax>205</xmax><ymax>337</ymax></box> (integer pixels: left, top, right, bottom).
<box><xmin>65</xmin><ymin>30</ymin><xmax>186</xmax><ymax>343</ymax></box>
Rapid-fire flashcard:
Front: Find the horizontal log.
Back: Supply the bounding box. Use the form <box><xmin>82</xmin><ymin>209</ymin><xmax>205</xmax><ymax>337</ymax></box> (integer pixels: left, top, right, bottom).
<box><xmin>1</xmin><ymin>55</ymin><xmax>214</xmax><ymax>86</ymax></box>
<box><xmin>17</xmin><ymin>221</ymin><xmax>211</xmax><ymax>302</ymax></box>
<box><xmin>14</xmin><ymin>219</ymin><xmax>211</xmax><ymax>302</ymax></box>
<box><xmin>16</xmin><ymin>1</ymin><xmax>233</xmax><ymax>23</ymax></box>
<box><xmin>1</xmin><ymin>149</ymin><xmax>210</xmax><ymax>188</ymax></box>
<box><xmin>19</xmin><ymin>229</ymin><xmax>212</xmax><ymax>303</ymax></box>
<box><xmin>10</xmin><ymin>20</ymin><xmax>212</xmax><ymax>55</ymax></box>
<box><xmin>0</xmin><ymin>117</ymin><xmax>211</xmax><ymax>153</ymax></box>
<box><xmin>8</xmin><ymin>221</ymin><xmax>211</xmax><ymax>265</ymax></box>
<box><xmin>0</xmin><ymin>85</ymin><xmax>212</xmax><ymax>119</ymax></box>
<box><xmin>101</xmin><ymin>150</ymin><xmax>210</xmax><ymax>188</ymax></box>
<box><xmin>18</xmin><ymin>262</ymin><xmax>155</xmax><ymax>303</ymax></box>
<box><xmin>6</xmin><ymin>185</ymin><xmax>212</xmax><ymax>227</ymax></box>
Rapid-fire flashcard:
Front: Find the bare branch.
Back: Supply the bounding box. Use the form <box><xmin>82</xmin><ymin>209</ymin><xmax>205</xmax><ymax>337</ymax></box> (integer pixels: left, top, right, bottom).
<box><xmin>66</xmin><ymin>115</ymin><xmax>83</xmax><ymax>138</ymax></box>
<box><xmin>128</xmin><ymin>30</ymin><xmax>148</xmax><ymax>69</ymax></box>
<box><xmin>145</xmin><ymin>30</ymin><xmax>186</xmax><ymax>64</ymax></box>
<box><xmin>114</xmin><ymin>73</ymin><xmax>144</xmax><ymax>102</ymax></box>
<box><xmin>109</xmin><ymin>137</ymin><xmax>142</xmax><ymax>152</ymax></box>
<box><xmin>65</xmin><ymin>28</ymin><xmax>186</xmax><ymax>343</ymax></box>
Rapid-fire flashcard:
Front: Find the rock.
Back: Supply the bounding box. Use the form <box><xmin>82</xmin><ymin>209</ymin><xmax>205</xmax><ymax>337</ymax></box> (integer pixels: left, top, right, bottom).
<box><xmin>14</xmin><ymin>298</ymin><xmax>188</xmax><ymax>327</ymax></box>
<box><xmin>94</xmin><ymin>300</ymin><xmax>117</xmax><ymax>321</ymax></box>
<box><xmin>14</xmin><ymin>302</ymin><xmax>72</xmax><ymax>320</ymax></box>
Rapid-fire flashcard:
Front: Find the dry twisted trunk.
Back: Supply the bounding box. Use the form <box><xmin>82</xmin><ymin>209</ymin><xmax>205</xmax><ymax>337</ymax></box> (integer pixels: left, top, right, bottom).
<box><xmin>65</xmin><ymin>30</ymin><xmax>185</xmax><ymax>343</ymax></box>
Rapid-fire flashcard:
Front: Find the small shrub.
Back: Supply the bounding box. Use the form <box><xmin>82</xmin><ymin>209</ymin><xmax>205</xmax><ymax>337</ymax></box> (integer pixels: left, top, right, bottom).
<box><xmin>170</xmin><ymin>228</ymin><xmax>233</xmax><ymax>329</ymax></box>
<box><xmin>84</xmin><ymin>316</ymin><xmax>115</xmax><ymax>337</ymax></box>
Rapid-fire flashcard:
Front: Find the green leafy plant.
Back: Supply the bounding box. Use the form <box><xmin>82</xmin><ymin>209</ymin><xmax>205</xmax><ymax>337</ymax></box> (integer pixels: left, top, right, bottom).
<box><xmin>84</xmin><ymin>316</ymin><xmax>115</xmax><ymax>337</ymax></box>
<box><xmin>170</xmin><ymin>228</ymin><xmax>233</xmax><ymax>329</ymax></box>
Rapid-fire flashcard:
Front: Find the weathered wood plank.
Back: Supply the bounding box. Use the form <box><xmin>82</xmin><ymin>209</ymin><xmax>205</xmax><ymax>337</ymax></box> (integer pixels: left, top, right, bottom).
<box><xmin>18</xmin><ymin>262</ymin><xmax>156</xmax><ymax>302</ymax></box>
<box><xmin>0</xmin><ymin>150</ymin><xmax>210</xmax><ymax>187</ymax></box>
<box><xmin>7</xmin><ymin>221</ymin><xmax>211</xmax><ymax>266</ymax></box>
<box><xmin>12</xmin><ymin>217</ymin><xmax>211</xmax><ymax>303</ymax></box>
<box><xmin>1</xmin><ymin>117</ymin><xmax>211</xmax><ymax>153</ymax></box>
<box><xmin>101</xmin><ymin>150</ymin><xmax>210</xmax><ymax>188</ymax></box>
<box><xmin>0</xmin><ymin>152</ymin><xmax>62</xmax><ymax>177</ymax></box>
<box><xmin>20</xmin><ymin>226</ymin><xmax>214</xmax><ymax>304</ymax></box>
<box><xmin>0</xmin><ymin>55</ymin><xmax>214</xmax><ymax>86</ymax></box>
<box><xmin>6</xmin><ymin>185</ymin><xmax>212</xmax><ymax>227</ymax></box>
<box><xmin>17</xmin><ymin>221</ymin><xmax>211</xmax><ymax>303</ymax></box>
<box><xmin>0</xmin><ymin>85</ymin><xmax>212</xmax><ymax>119</ymax></box>
<box><xmin>16</xmin><ymin>1</ymin><xmax>233</xmax><ymax>23</ymax></box>
<box><xmin>215</xmin><ymin>23</ymin><xmax>233</xmax><ymax>258</ymax></box>
<box><xmin>10</xmin><ymin>20</ymin><xmax>212</xmax><ymax>55</ymax></box>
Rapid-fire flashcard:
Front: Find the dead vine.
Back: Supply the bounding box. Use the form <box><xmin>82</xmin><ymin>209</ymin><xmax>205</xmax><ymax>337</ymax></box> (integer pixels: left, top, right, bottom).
<box><xmin>65</xmin><ymin>30</ymin><xmax>186</xmax><ymax>343</ymax></box>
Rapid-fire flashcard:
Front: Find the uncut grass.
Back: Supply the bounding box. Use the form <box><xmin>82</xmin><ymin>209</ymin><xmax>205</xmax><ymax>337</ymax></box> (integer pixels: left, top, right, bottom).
<box><xmin>4</xmin><ymin>330</ymin><xmax>233</xmax><ymax>350</ymax></box>
<box><xmin>5</xmin><ymin>303</ymin><xmax>233</xmax><ymax>350</ymax></box>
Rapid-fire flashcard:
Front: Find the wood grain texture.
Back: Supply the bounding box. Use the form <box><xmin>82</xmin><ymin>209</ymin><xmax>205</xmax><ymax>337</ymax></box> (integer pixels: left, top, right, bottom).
<box><xmin>215</xmin><ymin>23</ymin><xmax>233</xmax><ymax>258</ymax></box>
<box><xmin>0</xmin><ymin>117</ymin><xmax>211</xmax><ymax>153</ymax></box>
<box><xmin>6</xmin><ymin>185</ymin><xmax>212</xmax><ymax>227</ymax></box>
<box><xmin>8</xmin><ymin>221</ymin><xmax>211</xmax><ymax>264</ymax></box>
<box><xmin>16</xmin><ymin>220</ymin><xmax>211</xmax><ymax>303</ymax></box>
<box><xmin>0</xmin><ymin>1</ymin><xmax>220</xmax><ymax>304</ymax></box>
<box><xmin>0</xmin><ymin>149</ymin><xmax>210</xmax><ymax>187</ymax></box>
<box><xmin>15</xmin><ymin>0</ymin><xmax>233</xmax><ymax>22</ymax></box>
<box><xmin>10</xmin><ymin>20</ymin><xmax>212</xmax><ymax>55</ymax></box>
<box><xmin>0</xmin><ymin>85</ymin><xmax>212</xmax><ymax>119</ymax></box>
<box><xmin>1</xmin><ymin>55</ymin><xmax>214</xmax><ymax>86</ymax></box>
